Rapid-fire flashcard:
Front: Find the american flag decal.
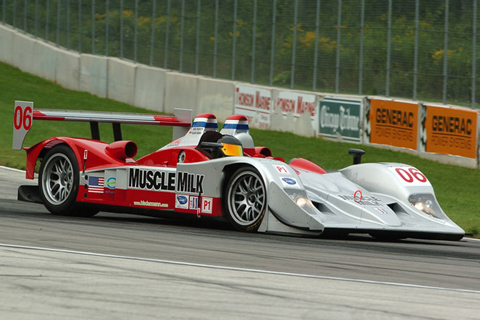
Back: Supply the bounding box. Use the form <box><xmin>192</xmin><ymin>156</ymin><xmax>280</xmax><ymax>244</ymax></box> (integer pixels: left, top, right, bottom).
<box><xmin>88</xmin><ymin>176</ymin><xmax>104</xmax><ymax>193</ymax></box>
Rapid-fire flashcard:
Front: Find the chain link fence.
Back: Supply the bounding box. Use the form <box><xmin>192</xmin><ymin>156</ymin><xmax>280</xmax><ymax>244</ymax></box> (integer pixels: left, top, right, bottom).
<box><xmin>1</xmin><ymin>0</ymin><xmax>478</xmax><ymax>107</ymax></box>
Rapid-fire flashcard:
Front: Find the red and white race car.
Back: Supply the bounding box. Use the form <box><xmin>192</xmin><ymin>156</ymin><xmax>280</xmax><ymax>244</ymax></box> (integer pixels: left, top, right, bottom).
<box><xmin>13</xmin><ymin>101</ymin><xmax>464</xmax><ymax>240</ymax></box>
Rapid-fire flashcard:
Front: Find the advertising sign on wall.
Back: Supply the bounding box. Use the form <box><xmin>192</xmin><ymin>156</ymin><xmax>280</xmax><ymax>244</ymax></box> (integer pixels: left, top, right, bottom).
<box><xmin>273</xmin><ymin>91</ymin><xmax>317</xmax><ymax>131</ymax></box>
<box><xmin>318</xmin><ymin>96</ymin><xmax>362</xmax><ymax>142</ymax></box>
<box><xmin>422</xmin><ymin>105</ymin><xmax>478</xmax><ymax>159</ymax></box>
<box><xmin>367</xmin><ymin>99</ymin><xmax>418</xmax><ymax>150</ymax></box>
<box><xmin>274</xmin><ymin>91</ymin><xmax>316</xmax><ymax>119</ymax></box>
<box><xmin>234</xmin><ymin>84</ymin><xmax>272</xmax><ymax>130</ymax></box>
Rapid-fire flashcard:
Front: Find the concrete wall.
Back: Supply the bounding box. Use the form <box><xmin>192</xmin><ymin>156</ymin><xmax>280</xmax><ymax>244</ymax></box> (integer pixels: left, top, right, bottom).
<box><xmin>2</xmin><ymin>25</ymin><xmax>79</xmax><ymax>91</ymax></box>
<box><xmin>134</xmin><ymin>65</ymin><xmax>166</xmax><ymax>113</ymax></box>
<box><xmin>0</xmin><ymin>25</ymin><xmax>14</xmax><ymax>65</ymax></box>
<box><xmin>164</xmin><ymin>72</ymin><xmax>198</xmax><ymax>114</ymax></box>
<box><xmin>12</xmin><ymin>31</ymin><xmax>36</xmax><ymax>76</ymax></box>
<box><xmin>107</xmin><ymin>58</ymin><xmax>137</xmax><ymax>106</ymax></box>
<box><xmin>419</xmin><ymin>152</ymin><xmax>478</xmax><ymax>169</ymax></box>
<box><xmin>196</xmin><ymin>77</ymin><xmax>235</xmax><ymax>122</ymax></box>
<box><xmin>32</xmin><ymin>40</ymin><xmax>59</xmax><ymax>82</ymax></box>
<box><xmin>56</xmin><ymin>49</ymin><xmax>80</xmax><ymax>91</ymax></box>
<box><xmin>80</xmin><ymin>54</ymin><xmax>108</xmax><ymax>98</ymax></box>
<box><xmin>2</xmin><ymin>23</ymin><xmax>479</xmax><ymax>169</ymax></box>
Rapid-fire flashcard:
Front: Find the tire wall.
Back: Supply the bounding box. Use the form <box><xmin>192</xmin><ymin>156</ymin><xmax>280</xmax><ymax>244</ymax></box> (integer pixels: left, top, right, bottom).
<box><xmin>1</xmin><ymin>24</ymin><xmax>477</xmax><ymax>169</ymax></box>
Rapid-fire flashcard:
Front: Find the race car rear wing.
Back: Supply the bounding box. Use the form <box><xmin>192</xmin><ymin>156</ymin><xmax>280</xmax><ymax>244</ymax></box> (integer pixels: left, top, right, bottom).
<box><xmin>12</xmin><ymin>101</ymin><xmax>192</xmax><ymax>150</ymax></box>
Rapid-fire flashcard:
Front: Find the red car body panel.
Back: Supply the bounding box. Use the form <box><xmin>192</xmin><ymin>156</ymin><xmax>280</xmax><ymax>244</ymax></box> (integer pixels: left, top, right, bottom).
<box><xmin>17</xmin><ymin>105</ymin><xmax>330</xmax><ymax>222</ymax></box>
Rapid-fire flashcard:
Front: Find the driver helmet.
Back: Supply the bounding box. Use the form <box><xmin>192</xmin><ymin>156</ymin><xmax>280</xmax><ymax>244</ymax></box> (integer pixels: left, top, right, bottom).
<box><xmin>218</xmin><ymin>135</ymin><xmax>243</xmax><ymax>156</ymax></box>
<box><xmin>235</xmin><ymin>133</ymin><xmax>254</xmax><ymax>149</ymax></box>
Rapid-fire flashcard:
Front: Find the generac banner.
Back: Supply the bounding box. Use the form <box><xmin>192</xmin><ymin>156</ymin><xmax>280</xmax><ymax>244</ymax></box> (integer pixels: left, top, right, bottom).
<box><xmin>423</xmin><ymin>105</ymin><xmax>478</xmax><ymax>159</ymax></box>
<box><xmin>368</xmin><ymin>99</ymin><xmax>418</xmax><ymax>150</ymax></box>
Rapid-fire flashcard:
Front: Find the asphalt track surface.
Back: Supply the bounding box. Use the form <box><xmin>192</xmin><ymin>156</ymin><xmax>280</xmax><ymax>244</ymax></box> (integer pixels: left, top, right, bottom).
<box><xmin>1</xmin><ymin>166</ymin><xmax>479</xmax><ymax>319</ymax></box>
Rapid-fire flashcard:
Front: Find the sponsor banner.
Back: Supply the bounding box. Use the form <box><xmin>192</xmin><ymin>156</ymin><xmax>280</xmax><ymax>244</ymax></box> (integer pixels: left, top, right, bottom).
<box><xmin>368</xmin><ymin>99</ymin><xmax>418</xmax><ymax>150</ymax></box>
<box><xmin>176</xmin><ymin>171</ymin><xmax>204</xmax><ymax>194</ymax></box>
<box><xmin>105</xmin><ymin>177</ymin><xmax>116</xmax><ymax>190</ymax></box>
<box><xmin>175</xmin><ymin>194</ymin><xmax>200</xmax><ymax>211</ymax></box>
<box><xmin>189</xmin><ymin>196</ymin><xmax>199</xmax><ymax>210</ymax></box>
<box><xmin>273</xmin><ymin>91</ymin><xmax>317</xmax><ymax>130</ymax></box>
<box><xmin>337</xmin><ymin>194</ymin><xmax>382</xmax><ymax>206</ymax></box>
<box><xmin>234</xmin><ymin>84</ymin><xmax>271</xmax><ymax>129</ymax></box>
<box><xmin>128</xmin><ymin>168</ymin><xmax>204</xmax><ymax>194</ymax></box>
<box><xmin>134</xmin><ymin>200</ymin><xmax>168</xmax><ymax>208</ymax></box>
<box><xmin>128</xmin><ymin>168</ymin><xmax>176</xmax><ymax>191</ymax></box>
<box><xmin>103</xmin><ymin>176</ymin><xmax>116</xmax><ymax>195</ymax></box>
<box><xmin>280</xmin><ymin>177</ymin><xmax>301</xmax><ymax>189</ymax></box>
<box><xmin>422</xmin><ymin>105</ymin><xmax>478</xmax><ymax>159</ymax></box>
<box><xmin>318</xmin><ymin>96</ymin><xmax>362</xmax><ymax>142</ymax></box>
<box><xmin>175</xmin><ymin>194</ymin><xmax>189</xmax><ymax>209</ymax></box>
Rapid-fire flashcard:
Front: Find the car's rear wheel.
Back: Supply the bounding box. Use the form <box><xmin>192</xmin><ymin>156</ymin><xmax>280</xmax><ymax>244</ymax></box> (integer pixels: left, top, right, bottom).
<box><xmin>39</xmin><ymin>145</ymin><xmax>97</xmax><ymax>217</ymax></box>
<box><xmin>224</xmin><ymin>167</ymin><xmax>266</xmax><ymax>232</ymax></box>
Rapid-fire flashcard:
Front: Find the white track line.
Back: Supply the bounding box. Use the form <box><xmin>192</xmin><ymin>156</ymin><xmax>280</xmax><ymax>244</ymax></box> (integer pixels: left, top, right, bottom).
<box><xmin>1</xmin><ymin>243</ymin><xmax>479</xmax><ymax>295</ymax></box>
<box><xmin>0</xmin><ymin>165</ymin><xmax>25</xmax><ymax>173</ymax></box>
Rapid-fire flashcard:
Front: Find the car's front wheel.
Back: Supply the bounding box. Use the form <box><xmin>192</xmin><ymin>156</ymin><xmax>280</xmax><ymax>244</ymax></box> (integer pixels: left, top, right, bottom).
<box><xmin>39</xmin><ymin>145</ymin><xmax>97</xmax><ymax>217</ymax></box>
<box><xmin>224</xmin><ymin>167</ymin><xmax>267</xmax><ymax>232</ymax></box>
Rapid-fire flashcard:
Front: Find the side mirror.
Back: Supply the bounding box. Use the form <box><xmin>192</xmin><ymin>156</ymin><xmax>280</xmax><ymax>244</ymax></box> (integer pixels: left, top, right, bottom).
<box><xmin>348</xmin><ymin>148</ymin><xmax>365</xmax><ymax>165</ymax></box>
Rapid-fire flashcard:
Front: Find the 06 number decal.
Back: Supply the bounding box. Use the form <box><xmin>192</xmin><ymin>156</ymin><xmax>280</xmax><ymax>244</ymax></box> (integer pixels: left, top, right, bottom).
<box><xmin>395</xmin><ymin>167</ymin><xmax>427</xmax><ymax>183</ymax></box>
<box><xmin>14</xmin><ymin>105</ymin><xmax>33</xmax><ymax>131</ymax></box>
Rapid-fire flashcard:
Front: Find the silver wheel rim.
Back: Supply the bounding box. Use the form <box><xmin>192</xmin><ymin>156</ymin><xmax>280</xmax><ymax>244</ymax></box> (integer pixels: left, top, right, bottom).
<box><xmin>228</xmin><ymin>171</ymin><xmax>266</xmax><ymax>226</ymax></box>
<box><xmin>42</xmin><ymin>153</ymin><xmax>74</xmax><ymax>205</ymax></box>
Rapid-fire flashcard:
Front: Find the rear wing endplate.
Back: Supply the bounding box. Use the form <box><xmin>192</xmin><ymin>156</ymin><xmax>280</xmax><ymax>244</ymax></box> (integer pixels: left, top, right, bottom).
<box><xmin>12</xmin><ymin>100</ymin><xmax>192</xmax><ymax>150</ymax></box>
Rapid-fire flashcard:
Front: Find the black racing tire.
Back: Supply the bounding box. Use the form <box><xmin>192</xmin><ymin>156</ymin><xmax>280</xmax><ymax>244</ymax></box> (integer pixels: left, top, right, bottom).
<box><xmin>224</xmin><ymin>167</ymin><xmax>267</xmax><ymax>232</ymax></box>
<box><xmin>39</xmin><ymin>145</ymin><xmax>97</xmax><ymax>217</ymax></box>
